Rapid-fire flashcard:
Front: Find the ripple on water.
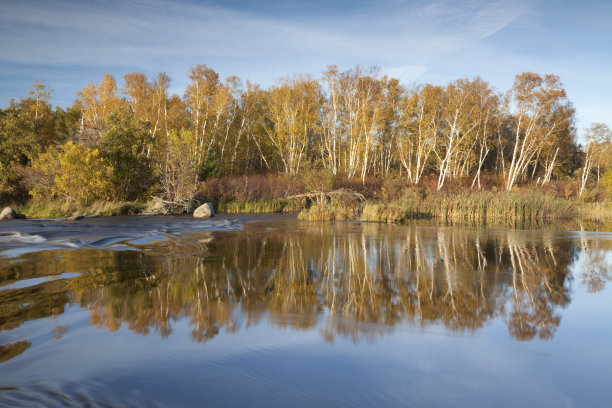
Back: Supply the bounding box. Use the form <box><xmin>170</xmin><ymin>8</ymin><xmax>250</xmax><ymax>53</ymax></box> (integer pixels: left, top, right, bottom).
<box><xmin>0</xmin><ymin>232</ymin><xmax>46</xmax><ymax>244</ymax></box>
<box><xmin>0</xmin><ymin>381</ymin><xmax>165</xmax><ymax>408</ymax></box>
<box><xmin>0</xmin><ymin>216</ymin><xmax>243</xmax><ymax>256</ymax></box>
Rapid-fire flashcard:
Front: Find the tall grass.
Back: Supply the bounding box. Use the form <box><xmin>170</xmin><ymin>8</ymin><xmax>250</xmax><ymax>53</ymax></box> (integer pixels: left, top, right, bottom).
<box><xmin>577</xmin><ymin>201</ymin><xmax>612</xmax><ymax>221</ymax></box>
<box><xmin>418</xmin><ymin>190</ymin><xmax>575</xmax><ymax>223</ymax></box>
<box><xmin>360</xmin><ymin>190</ymin><xmax>576</xmax><ymax>225</ymax></box>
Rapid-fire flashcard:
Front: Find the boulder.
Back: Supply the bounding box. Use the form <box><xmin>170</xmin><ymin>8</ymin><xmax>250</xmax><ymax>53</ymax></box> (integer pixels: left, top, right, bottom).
<box><xmin>193</xmin><ymin>203</ymin><xmax>214</xmax><ymax>218</ymax></box>
<box><xmin>0</xmin><ymin>207</ymin><xmax>17</xmax><ymax>220</ymax></box>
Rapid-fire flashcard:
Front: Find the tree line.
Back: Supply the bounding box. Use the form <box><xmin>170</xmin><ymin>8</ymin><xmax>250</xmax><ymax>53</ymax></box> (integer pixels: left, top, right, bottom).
<box><xmin>1</xmin><ymin>65</ymin><xmax>611</xmax><ymax>205</ymax></box>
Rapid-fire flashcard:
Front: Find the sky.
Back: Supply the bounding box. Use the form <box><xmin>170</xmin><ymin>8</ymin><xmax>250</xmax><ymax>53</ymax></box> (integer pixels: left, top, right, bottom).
<box><xmin>0</xmin><ymin>0</ymin><xmax>610</xmax><ymax>137</ymax></box>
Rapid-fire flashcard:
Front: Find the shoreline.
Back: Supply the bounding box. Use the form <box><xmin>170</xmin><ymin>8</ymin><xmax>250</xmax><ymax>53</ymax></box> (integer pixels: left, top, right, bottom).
<box><xmin>10</xmin><ymin>195</ymin><xmax>612</xmax><ymax>232</ymax></box>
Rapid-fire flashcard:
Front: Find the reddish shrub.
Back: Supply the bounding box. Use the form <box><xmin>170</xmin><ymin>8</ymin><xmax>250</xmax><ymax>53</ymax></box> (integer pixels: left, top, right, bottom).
<box><xmin>198</xmin><ymin>174</ymin><xmax>304</xmax><ymax>202</ymax></box>
<box><xmin>333</xmin><ymin>174</ymin><xmax>383</xmax><ymax>199</ymax></box>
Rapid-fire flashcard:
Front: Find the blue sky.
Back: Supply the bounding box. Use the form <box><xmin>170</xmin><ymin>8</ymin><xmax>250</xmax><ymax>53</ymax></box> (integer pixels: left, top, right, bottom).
<box><xmin>0</xmin><ymin>0</ymin><xmax>610</xmax><ymax>136</ymax></box>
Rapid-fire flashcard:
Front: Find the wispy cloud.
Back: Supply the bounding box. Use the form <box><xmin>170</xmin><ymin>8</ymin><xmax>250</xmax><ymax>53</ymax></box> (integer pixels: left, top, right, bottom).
<box><xmin>0</xmin><ymin>0</ymin><xmax>532</xmax><ymax>75</ymax></box>
<box><xmin>2</xmin><ymin>0</ymin><xmax>608</xmax><ymax>135</ymax></box>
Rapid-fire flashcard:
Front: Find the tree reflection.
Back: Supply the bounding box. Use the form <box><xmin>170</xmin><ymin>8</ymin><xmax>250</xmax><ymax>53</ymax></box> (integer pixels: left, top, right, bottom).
<box><xmin>579</xmin><ymin>229</ymin><xmax>610</xmax><ymax>293</ymax></box>
<box><xmin>2</xmin><ymin>222</ymin><xmax>608</xmax><ymax>357</ymax></box>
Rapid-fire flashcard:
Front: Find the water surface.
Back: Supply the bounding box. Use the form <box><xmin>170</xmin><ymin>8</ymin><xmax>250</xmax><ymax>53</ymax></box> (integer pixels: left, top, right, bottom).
<box><xmin>0</xmin><ymin>215</ymin><xmax>611</xmax><ymax>407</ymax></box>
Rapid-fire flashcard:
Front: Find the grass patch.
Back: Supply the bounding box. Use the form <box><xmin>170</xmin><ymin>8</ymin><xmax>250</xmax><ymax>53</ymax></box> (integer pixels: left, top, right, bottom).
<box><xmin>17</xmin><ymin>199</ymin><xmax>145</xmax><ymax>218</ymax></box>
<box><xmin>216</xmin><ymin>199</ymin><xmax>293</xmax><ymax>214</ymax></box>
<box><xmin>297</xmin><ymin>194</ymin><xmax>363</xmax><ymax>221</ymax></box>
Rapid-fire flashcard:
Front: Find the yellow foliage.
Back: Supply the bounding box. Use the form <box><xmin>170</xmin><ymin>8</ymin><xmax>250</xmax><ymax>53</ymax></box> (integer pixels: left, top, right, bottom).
<box><xmin>53</xmin><ymin>141</ymin><xmax>113</xmax><ymax>203</ymax></box>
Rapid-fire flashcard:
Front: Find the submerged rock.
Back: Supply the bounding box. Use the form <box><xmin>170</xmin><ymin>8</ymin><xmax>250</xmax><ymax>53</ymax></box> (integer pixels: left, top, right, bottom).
<box><xmin>193</xmin><ymin>203</ymin><xmax>214</xmax><ymax>218</ymax></box>
<box><xmin>66</xmin><ymin>215</ymin><xmax>85</xmax><ymax>221</ymax></box>
<box><xmin>0</xmin><ymin>207</ymin><xmax>25</xmax><ymax>220</ymax></box>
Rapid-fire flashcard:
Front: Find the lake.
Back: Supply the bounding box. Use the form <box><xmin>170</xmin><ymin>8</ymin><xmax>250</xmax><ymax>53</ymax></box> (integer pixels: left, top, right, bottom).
<box><xmin>0</xmin><ymin>215</ymin><xmax>611</xmax><ymax>407</ymax></box>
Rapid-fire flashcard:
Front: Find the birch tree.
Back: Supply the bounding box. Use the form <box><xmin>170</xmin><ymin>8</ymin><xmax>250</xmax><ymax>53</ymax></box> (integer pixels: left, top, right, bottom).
<box><xmin>434</xmin><ymin>79</ymin><xmax>481</xmax><ymax>190</ymax></box>
<box><xmin>76</xmin><ymin>73</ymin><xmax>124</xmax><ymax>146</ymax></box>
<box><xmin>504</xmin><ymin>73</ymin><xmax>573</xmax><ymax>190</ymax></box>
<box><xmin>264</xmin><ymin>76</ymin><xmax>322</xmax><ymax>175</ymax></box>
<box><xmin>396</xmin><ymin>85</ymin><xmax>442</xmax><ymax>184</ymax></box>
<box><xmin>123</xmin><ymin>72</ymin><xmax>170</xmax><ymax>147</ymax></box>
<box><xmin>469</xmin><ymin>79</ymin><xmax>500</xmax><ymax>189</ymax></box>
<box><xmin>184</xmin><ymin>65</ymin><xmax>220</xmax><ymax>174</ymax></box>
<box><xmin>580</xmin><ymin>123</ymin><xmax>612</xmax><ymax>196</ymax></box>
<box><xmin>320</xmin><ymin>65</ymin><xmax>342</xmax><ymax>175</ymax></box>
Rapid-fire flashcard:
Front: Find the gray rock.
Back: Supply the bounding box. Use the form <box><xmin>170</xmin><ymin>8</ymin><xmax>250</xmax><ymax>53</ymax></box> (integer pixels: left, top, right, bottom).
<box><xmin>66</xmin><ymin>215</ymin><xmax>85</xmax><ymax>221</ymax></box>
<box><xmin>0</xmin><ymin>207</ymin><xmax>17</xmax><ymax>220</ymax></box>
<box><xmin>193</xmin><ymin>203</ymin><xmax>214</xmax><ymax>218</ymax></box>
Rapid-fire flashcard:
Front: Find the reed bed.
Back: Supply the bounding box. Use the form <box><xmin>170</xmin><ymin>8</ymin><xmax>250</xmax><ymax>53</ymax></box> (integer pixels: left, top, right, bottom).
<box><xmin>360</xmin><ymin>190</ymin><xmax>576</xmax><ymax>224</ymax></box>
<box><xmin>577</xmin><ymin>201</ymin><xmax>612</xmax><ymax>221</ymax></box>
<box><xmin>417</xmin><ymin>190</ymin><xmax>576</xmax><ymax>223</ymax></box>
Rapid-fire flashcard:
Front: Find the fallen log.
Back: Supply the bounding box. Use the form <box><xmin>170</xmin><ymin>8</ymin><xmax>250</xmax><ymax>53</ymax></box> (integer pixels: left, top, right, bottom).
<box><xmin>286</xmin><ymin>188</ymin><xmax>365</xmax><ymax>207</ymax></box>
<box><xmin>143</xmin><ymin>197</ymin><xmax>199</xmax><ymax>215</ymax></box>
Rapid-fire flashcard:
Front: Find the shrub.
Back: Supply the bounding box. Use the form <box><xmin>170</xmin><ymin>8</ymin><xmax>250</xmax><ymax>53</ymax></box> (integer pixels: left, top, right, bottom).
<box><xmin>53</xmin><ymin>142</ymin><xmax>113</xmax><ymax>204</ymax></box>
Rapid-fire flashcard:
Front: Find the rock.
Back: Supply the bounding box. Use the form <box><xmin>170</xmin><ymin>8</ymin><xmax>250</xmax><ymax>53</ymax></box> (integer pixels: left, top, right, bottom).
<box><xmin>66</xmin><ymin>215</ymin><xmax>85</xmax><ymax>221</ymax></box>
<box><xmin>193</xmin><ymin>203</ymin><xmax>214</xmax><ymax>218</ymax></box>
<box><xmin>16</xmin><ymin>213</ymin><xmax>26</xmax><ymax>219</ymax></box>
<box><xmin>0</xmin><ymin>207</ymin><xmax>17</xmax><ymax>220</ymax></box>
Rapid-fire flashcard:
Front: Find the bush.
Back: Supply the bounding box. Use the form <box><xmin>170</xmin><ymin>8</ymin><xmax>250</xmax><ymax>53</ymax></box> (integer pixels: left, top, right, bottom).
<box><xmin>302</xmin><ymin>168</ymin><xmax>335</xmax><ymax>192</ymax></box>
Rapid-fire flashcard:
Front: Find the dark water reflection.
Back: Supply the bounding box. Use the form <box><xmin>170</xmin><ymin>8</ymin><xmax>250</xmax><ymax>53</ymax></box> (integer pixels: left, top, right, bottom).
<box><xmin>0</xmin><ymin>216</ymin><xmax>611</xmax><ymax>407</ymax></box>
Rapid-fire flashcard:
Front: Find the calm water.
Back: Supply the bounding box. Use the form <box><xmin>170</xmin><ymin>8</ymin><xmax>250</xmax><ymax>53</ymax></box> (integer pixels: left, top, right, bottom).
<box><xmin>0</xmin><ymin>215</ymin><xmax>611</xmax><ymax>407</ymax></box>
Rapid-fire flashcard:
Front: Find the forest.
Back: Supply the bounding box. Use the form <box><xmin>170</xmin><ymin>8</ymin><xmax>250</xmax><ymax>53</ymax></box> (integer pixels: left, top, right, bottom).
<box><xmin>1</xmin><ymin>65</ymin><xmax>611</xmax><ymax>220</ymax></box>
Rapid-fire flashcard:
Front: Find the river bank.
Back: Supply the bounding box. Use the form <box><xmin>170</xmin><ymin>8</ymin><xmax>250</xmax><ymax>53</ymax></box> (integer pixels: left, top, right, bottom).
<box><xmin>11</xmin><ymin>188</ymin><xmax>612</xmax><ymax>231</ymax></box>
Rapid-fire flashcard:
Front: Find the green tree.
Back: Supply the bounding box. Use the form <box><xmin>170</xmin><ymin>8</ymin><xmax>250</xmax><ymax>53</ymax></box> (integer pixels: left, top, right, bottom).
<box><xmin>99</xmin><ymin>107</ymin><xmax>155</xmax><ymax>200</ymax></box>
<box><xmin>0</xmin><ymin>105</ymin><xmax>39</xmax><ymax>203</ymax></box>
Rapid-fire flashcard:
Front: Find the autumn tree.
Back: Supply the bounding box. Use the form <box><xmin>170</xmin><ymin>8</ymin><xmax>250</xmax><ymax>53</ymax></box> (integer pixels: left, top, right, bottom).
<box><xmin>161</xmin><ymin>128</ymin><xmax>199</xmax><ymax>201</ymax></box>
<box><xmin>264</xmin><ymin>76</ymin><xmax>322</xmax><ymax>175</ymax></box>
<box><xmin>76</xmin><ymin>73</ymin><xmax>124</xmax><ymax>146</ymax></box>
<box><xmin>396</xmin><ymin>84</ymin><xmax>443</xmax><ymax>185</ymax></box>
<box><xmin>580</xmin><ymin>123</ymin><xmax>612</xmax><ymax>196</ymax></box>
<box><xmin>468</xmin><ymin>79</ymin><xmax>500</xmax><ymax>189</ymax></box>
<box><xmin>20</xmin><ymin>81</ymin><xmax>59</xmax><ymax>148</ymax></box>
<box><xmin>504</xmin><ymin>73</ymin><xmax>575</xmax><ymax>190</ymax></box>
<box><xmin>184</xmin><ymin>65</ymin><xmax>222</xmax><ymax>177</ymax></box>
<box><xmin>433</xmin><ymin>78</ymin><xmax>491</xmax><ymax>190</ymax></box>
<box><xmin>372</xmin><ymin>77</ymin><xmax>402</xmax><ymax>178</ymax></box>
<box><xmin>26</xmin><ymin>147</ymin><xmax>59</xmax><ymax>201</ymax></box>
<box><xmin>123</xmin><ymin>72</ymin><xmax>171</xmax><ymax>150</ymax></box>
<box><xmin>320</xmin><ymin>65</ymin><xmax>342</xmax><ymax>175</ymax></box>
<box><xmin>53</xmin><ymin>141</ymin><xmax>113</xmax><ymax>203</ymax></box>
